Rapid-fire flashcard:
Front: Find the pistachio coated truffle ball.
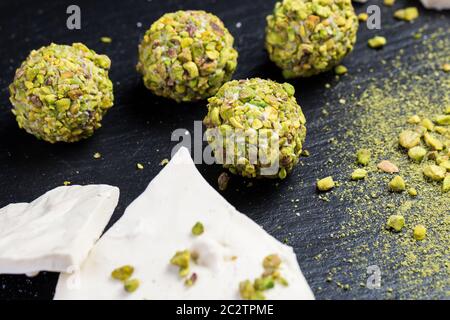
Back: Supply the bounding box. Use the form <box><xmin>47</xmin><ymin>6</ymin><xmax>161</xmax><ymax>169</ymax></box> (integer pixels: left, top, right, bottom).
<box><xmin>265</xmin><ymin>0</ymin><xmax>358</xmax><ymax>78</ymax></box>
<box><xmin>137</xmin><ymin>10</ymin><xmax>238</xmax><ymax>102</ymax></box>
<box><xmin>9</xmin><ymin>43</ymin><xmax>114</xmax><ymax>143</ymax></box>
<box><xmin>203</xmin><ymin>78</ymin><xmax>307</xmax><ymax>179</ymax></box>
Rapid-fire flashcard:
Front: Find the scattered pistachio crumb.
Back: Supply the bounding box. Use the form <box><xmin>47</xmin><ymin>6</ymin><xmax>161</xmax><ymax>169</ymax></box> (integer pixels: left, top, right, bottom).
<box><xmin>421</xmin><ymin>118</ymin><xmax>434</xmax><ymax>131</ymax></box>
<box><xmin>218</xmin><ymin>172</ymin><xmax>230</xmax><ymax>191</ymax></box>
<box><xmin>423</xmin><ymin>165</ymin><xmax>446</xmax><ymax>181</ymax></box>
<box><xmin>170</xmin><ymin>250</ymin><xmax>191</xmax><ymax>277</ymax></box>
<box><xmin>387</xmin><ymin>215</ymin><xmax>405</xmax><ymax>232</ymax></box>
<box><xmin>442</xmin><ymin>63</ymin><xmax>450</xmax><ymax>73</ymax></box>
<box><xmin>317</xmin><ymin>176</ymin><xmax>335</xmax><ymax>192</ymax></box>
<box><xmin>389</xmin><ymin>175</ymin><xmax>406</xmax><ymax>192</ymax></box>
<box><xmin>124</xmin><ymin>278</ymin><xmax>140</xmax><ymax>293</ymax></box>
<box><xmin>394</xmin><ymin>7</ymin><xmax>419</xmax><ymax>22</ymax></box>
<box><xmin>408</xmin><ymin>188</ymin><xmax>418</xmax><ymax>197</ymax></box>
<box><xmin>434</xmin><ymin>114</ymin><xmax>450</xmax><ymax>125</ymax></box>
<box><xmin>356</xmin><ymin>149</ymin><xmax>371</xmax><ymax>166</ymax></box>
<box><xmin>184</xmin><ymin>273</ymin><xmax>198</xmax><ymax>287</ymax></box>
<box><xmin>368</xmin><ymin>36</ymin><xmax>387</xmax><ymax>49</ymax></box>
<box><xmin>408</xmin><ymin>146</ymin><xmax>427</xmax><ymax>162</ymax></box>
<box><xmin>160</xmin><ymin>158</ymin><xmax>169</xmax><ymax>166</ymax></box>
<box><xmin>111</xmin><ymin>265</ymin><xmax>134</xmax><ymax>281</ymax></box>
<box><xmin>100</xmin><ymin>36</ymin><xmax>112</xmax><ymax>43</ymax></box>
<box><xmin>413</xmin><ymin>225</ymin><xmax>426</xmax><ymax>241</ymax></box>
<box><xmin>351</xmin><ymin>169</ymin><xmax>367</xmax><ymax>180</ymax></box>
<box><xmin>136</xmin><ymin>163</ymin><xmax>144</xmax><ymax>170</ymax></box>
<box><xmin>442</xmin><ymin>176</ymin><xmax>450</xmax><ymax>193</ymax></box>
<box><xmin>358</xmin><ymin>13</ymin><xmax>368</xmax><ymax>22</ymax></box>
<box><xmin>399</xmin><ymin>130</ymin><xmax>421</xmax><ymax>149</ymax></box>
<box><xmin>384</xmin><ymin>0</ymin><xmax>395</xmax><ymax>6</ymax></box>
<box><xmin>63</xmin><ymin>181</ymin><xmax>71</xmax><ymax>186</ymax></box>
<box><xmin>191</xmin><ymin>222</ymin><xmax>204</xmax><ymax>236</ymax></box>
<box><xmin>407</xmin><ymin>115</ymin><xmax>421</xmax><ymax>124</ymax></box>
<box><xmin>334</xmin><ymin>65</ymin><xmax>348</xmax><ymax>75</ymax></box>
<box><xmin>93</xmin><ymin>152</ymin><xmax>102</xmax><ymax>159</ymax></box>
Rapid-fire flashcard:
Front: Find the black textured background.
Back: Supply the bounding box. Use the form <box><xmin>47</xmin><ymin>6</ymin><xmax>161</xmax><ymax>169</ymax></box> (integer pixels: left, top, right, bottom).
<box><xmin>0</xmin><ymin>0</ymin><xmax>448</xmax><ymax>300</ymax></box>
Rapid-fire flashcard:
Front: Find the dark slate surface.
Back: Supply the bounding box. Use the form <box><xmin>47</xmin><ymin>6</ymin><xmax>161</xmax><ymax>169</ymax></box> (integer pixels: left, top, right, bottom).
<box><xmin>0</xmin><ymin>0</ymin><xmax>448</xmax><ymax>300</ymax></box>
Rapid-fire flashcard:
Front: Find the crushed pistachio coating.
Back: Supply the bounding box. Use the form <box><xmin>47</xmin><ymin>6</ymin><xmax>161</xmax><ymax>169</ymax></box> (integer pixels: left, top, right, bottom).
<box><xmin>387</xmin><ymin>215</ymin><xmax>405</xmax><ymax>232</ymax></box>
<box><xmin>204</xmin><ymin>78</ymin><xmax>307</xmax><ymax>179</ymax></box>
<box><xmin>9</xmin><ymin>43</ymin><xmax>114</xmax><ymax>143</ymax></box>
<box><xmin>191</xmin><ymin>222</ymin><xmax>204</xmax><ymax>236</ymax></box>
<box><xmin>317</xmin><ymin>176</ymin><xmax>335</xmax><ymax>191</ymax></box>
<box><xmin>356</xmin><ymin>148</ymin><xmax>371</xmax><ymax>166</ymax></box>
<box><xmin>351</xmin><ymin>168</ymin><xmax>367</xmax><ymax>180</ymax></box>
<box><xmin>388</xmin><ymin>175</ymin><xmax>406</xmax><ymax>192</ymax></box>
<box><xmin>265</xmin><ymin>0</ymin><xmax>358</xmax><ymax>78</ymax></box>
<box><xmin>137</xmin><ymin>10</ymin><xmax>238</xmax><ymax>102</ymax></box>
<box><xmin>124</xmin><ymin>278</ymin><xmax>140</xmax><ymax>293</ymax></box>
<box><xmin>111</xmin><ymin>265</ymin><xmax>134</xmax><ymax>281</ymax></box>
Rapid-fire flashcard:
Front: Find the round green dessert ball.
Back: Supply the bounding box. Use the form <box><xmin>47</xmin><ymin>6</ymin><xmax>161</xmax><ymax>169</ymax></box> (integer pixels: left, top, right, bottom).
<box><xmin>265</xmin><ymin>0</ymin><xmax>358</xmax><ymax>78</ymax></box>
<box><xmin>9</xmin><ymin>43</ymin><xmax>114</xmax><ymax>143</ymax></box>
<box><xmin>137</xmin><ymin>10</ymin><xmax>238</xmax><ymax>102</ymax></box>
<box><xmin>203</xmin><ymin>78</ymin><xmax>307</xmax><ymax>179</ymax></box>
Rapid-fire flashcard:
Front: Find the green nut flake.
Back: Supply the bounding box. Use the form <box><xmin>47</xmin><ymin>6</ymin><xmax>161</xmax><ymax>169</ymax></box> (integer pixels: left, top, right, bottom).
<box><xmin>351</xmin><ymin>168</ymin><xmax>367</xmax><ymax>180</ymax></box>
<box><xmin>412</xmin><ymin>225</ymin><xmax>426</xmax><ymax>241</ymax></box>
<box><xmin>9</xmin><ymin>43</ymin><xmax>114</xmax><ymax>143</ymax></box>
<box><xmin>394</xmin><ymin>7</ymin><xmax>419</xmax><ymax>22</ymax></box>
<box><xmin>407</xmin><ymin>115</ymin><xmax>421</xmax><ymax>124</ymax></box>
<box><xmin>434</xmin><ymin>115</ymin><xmax>450</xmax><ymax>125</ymax></box>
<box><xmin>408</xmin><ymin>187</ymin><xmax>418</xmax><ymax>197</ymax></box>
<box><xmin>265</xmin><ymin>0</ymin><xmax>358</xmax><ymax>78</ymax></box>
<box><xmin>423</xmin><ymin>165</ymin><xmax>446</xmax><ymax>181</ymax></box>
<box><xmin>239</xmin><ymin>280</ymin><xmax>266</xmax><ymax>300</ymax></box>
<box><xmin>204</xmin><ymin>78</ymin><xmax>307</xmax><ymax>179</ymax></box>
<box><xmin>408</xmin><ymin>146</ymin><xmax>427</xmax><ymax>162</ymax></box>
<box><xmin>356</xmin><ymin>148</ymin><xmax>371</xmax><ymax>166</ymax></box>
<box><xmin>399</xmin><ymin>130</ymin><xmax>421</xmax><ymax>149</ymax></box>
<box><xmin>387</xmin><ymin>215</ymin><xmax>405</xmax><ymax>232</ymax></box>
<box><xmin>263</xmin><ymin>254</ymin><xmax>282</xmax><ymax>270</ymax></box>
<box><xmin>124</xmin><ymin>278</ymin><xmax>140</xmax><ymax>293</ymax></box>
<box><xmin>443</xmin><ymin>176</ymin><xmax>450</xmax><ymax>193</ymax></box>
<box><xmin>317</xmin><ymin>176</ymin><xmax>335</xmax><ymax>191</ymax></box>
<box><xmin>334</xmin><ymin>65</ymin><xmax>348</xmax><ymax>75</ymax></box>
<box><xmin>421</xmin><ymin>118</ymin><xmax>434</xmax><ymax>131</ymax></box>
<box><xmin>368</xmin><ymin>36</ymin><xmax>387</xmax><ymax>49</ymax></box>
<box><xmin>111</xmin><ymin>265</ymin><xmax>134</xmax><ymax>281</ymax></box>
<box><xmin>388</xmin><ymin>175</ymin><xmax>406</xmax><ymax>192</ymax></box>
<box><xmin>254</xmin><ymin>276</ymin><xmax>275</xmax><ymax>291</ymax></box>
<box><xmin>137</xmin><ymin>10</ymin><xmax>238</xmax><ymax>102</ymax></box>
<box><xmin>424</xmin><ymin>132</ymin><xmax>444</xmax><ymax>151</ymax></box>
<box><xmin>170</xmin><ymin>250</ymin><xmax>191</xmax><ymax>277</ymax></box>
<box><xmin>191</xmin><ymin>222</ymin><xmax>204</xmax><ymax>236</ymax></box>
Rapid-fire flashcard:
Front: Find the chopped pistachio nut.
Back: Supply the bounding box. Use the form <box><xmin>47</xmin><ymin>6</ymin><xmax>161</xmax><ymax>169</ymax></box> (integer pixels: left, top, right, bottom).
<box><xmin>407</xmin><ymin>115</ymin><xmax>421</xmax><ymax>124</ymax></box>
<box><xmin>100</xmin><ymin>37</ymin><xmax>112</xmax><ymax>43</ymax></box>
<box><xmin>160</xmin><ymin>158</ymin><xmax>169</xmax><ymax>166</ymax></box>
<box><xmin>136</xmin><ymin>163</ymin><xmax>144</xmax><ymax>170</ymax></box>
<box><xmin>439</xmin><ymin>161</ymin><xmax>450</xmax><ymax>171</ymax></box>
<box><xmin>394</xmin><ymin>7</ymin><xmax>419</xmax><ymax>22</ymax></box>
<box><xmin>368</xmin><ymin>36</ymin><xmax>387</xmax><ymax>49</ymax></box>
<box><xmin>111</xmin><ymin>265</ymin><xmax>134</xmax><ymax>281</ymax></box>
<box><xmin>263</xmin><ymin>254</ymin><xmax>282</xmax><ymax>270</ymax></box>
<box><xmin>421</xmin><ymin>118</ymin><xmax>434</xmax><ymax>131</ymax></box>
<box><xmin>93</xmin><ymin>152</ymin><xmax>102</xmax><ymax>159</ymax></box>
<box><xmin>387</xmin><ymin>215</ymin><xmax>405</xmax><ymax>232</ymax></box>
<box><xmin>442</xmin><ymin>63</ymin><xmax>450</xmax><ymax>73</ymax></box>
<box><xmin>204</xmin><ymin>78</ymin><xmax>306</xmax><ymax>179</ymax></box>
<box><xmin>184</xmin><ymin>273</ymin><xmax>198</xmax><ymax>287</ymax></box>
<box><xmin>443</xmin><ymin>176</ymin><xmax>450</xmax><ymax>193</ymax></box>
<box><xmin>358</xmin><ymin>13</ymin><xmax>368</xmax><ymax>22</ymax></box>
<box><xmin>170</xmin><ymin>250</ymin><xmax>191</xmax><ymax>277</ymax></box>
<box><xmin>434</xmin><ymin>115</ymin><xmax>450</xmax><ymax>125</ymax></box>
<box><xmin>388</xmin><ymin>175</ymin><xmax>406</xmax><ymax>192</ymax></box>
<box><xmin>356</xmin><ymin>149</ymin><xmax>371</xmax><ymax>166</ymax></box>
<box><xmin>423</xmin><ymin>165</ymin><xmax>446</xmax><ymax>181</ymax></box>
<box><xmin>412</xmin><ymin>225</ymin><xmax>426</xmax><ymax>241</ymax></box>
<box><xmin>424</xmin><ymin>132</ymin><xmax>444</xmax><ymax>151</ymax></box>
<box><xmin>191</xmin><ymin>222</ymin><xmax>204</xmax><ymax>236</ymax></box>
<box><xmin>137</xmin><ymin>10</ymin><xmax>238</xmax><ymax>102</ymax></box>
<box><xmin>408</xmin><ymin>146</ymin><xmax>427</xmax><ymax>162</ymax></box>
<box><xmin>377</xmin><ymin>160</ymin><xmax>399</xmax><ymax>174</ymax></box>
<box><xmin>317</xmin><ymin>176</ymin><xmax>335</xmax><ymax>192</ymax></box>
<box><xmin>124</xmin><ymin>278</ymin><xmax>140</xmax><ymax>293</ymax></box>
<box><xmin>384</xmin><ymin>0</ymin><xmax>395</xmax><ymax>6</ymax></box>
<box><xmin>265</xmin><ymin>0</ymin><xmax>358</xmax><ymax>78</ymax></box>
<box><xmin>9</xmin><ymin>43</ymin><xmax>114</xmax><ymax>143</ymax></box>
<box><xmin>445</xmin><ymin>106</ymin><xmax>450</xmax><ymax>114</ymax></box>
<box><xmin>254</xmin><ymin>276</ymin><xmax>275</xmax><ymax>291</ymax></box>
<box><xmin>399</xmin><ymin>130</ymin><xmax>421</xmax><ymax>149</ymax></box>
<box><xmin>408</xmin><ymin>187</ymin><xmax>418</xmax><ymax>197</ymax></box>
<box><xmin>334</xmin><ymin>65</ymin><xmax>348</xmax><ymax>75</ymax></box>
<box><xmin>218</xmin><ymin>172</ymin><xmax>230</xmax><ymax>191</ymax></box>
<box><xmin>351</xmin><ymin>168</ymin><xmax>367</xmax><ymax>180</ymax></box>
<box><xmin>239</xmin><ymin>280</ymin><xmax>265</xmax><ymax>300</ymax></box>
<box><xmin>301</xmin><ymin>149</ymin><xmax>310</xmax><ymax>157</ymax></box>
<box><xmin>63</xmin><ymin>181</ymin><xmax>71</xmax><ymax>186</ymax></box>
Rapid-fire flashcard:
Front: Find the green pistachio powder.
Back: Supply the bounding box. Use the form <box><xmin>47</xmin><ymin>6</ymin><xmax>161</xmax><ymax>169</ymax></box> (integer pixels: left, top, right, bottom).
<box><xmin>310</xmin><ymin>27</ymin><xmax>449</xmax><ymax>298</ymax></box>
<box><xmin>137</xmin><ymin>10</ymin><xmax>238</xmax><ymax>102</ymax></box>
<box><xmin>9</xmin><ymin>43</ymin><xmax>113</xmax><ymax>143</ymax></box>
